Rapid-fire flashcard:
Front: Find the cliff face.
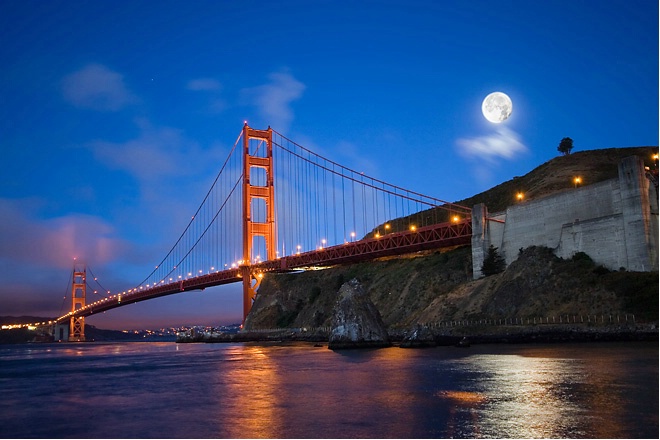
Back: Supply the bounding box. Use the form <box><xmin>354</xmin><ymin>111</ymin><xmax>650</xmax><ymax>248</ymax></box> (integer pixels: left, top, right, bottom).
<box><xmin>245</xmin><ymin>245</ymin><xmax>658</xmax><ymax>332</ymax></box>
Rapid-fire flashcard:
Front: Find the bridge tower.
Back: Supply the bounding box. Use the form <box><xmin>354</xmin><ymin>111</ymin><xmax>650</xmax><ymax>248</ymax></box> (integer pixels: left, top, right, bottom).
<box><xmin>69</xmin><ymin>264</ymin><xmax>86</xmax><ymax>341</ymax></box>
<box><xmin>241</xmin><ymin>124</ymin><xmax>276</xmax><ymax>323</ymax></box>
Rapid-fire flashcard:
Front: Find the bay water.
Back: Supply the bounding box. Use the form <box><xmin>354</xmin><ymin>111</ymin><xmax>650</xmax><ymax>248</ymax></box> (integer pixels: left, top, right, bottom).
<box><xmin>0</xmin><ymin>341</ymin><xmax>657</xmax><ymax>438</ymax></box>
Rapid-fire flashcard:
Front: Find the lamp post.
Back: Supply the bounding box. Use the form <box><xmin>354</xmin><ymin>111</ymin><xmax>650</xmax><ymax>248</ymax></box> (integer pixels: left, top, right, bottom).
<box><xmin>574</xmin><ymin>176</ymin><xmax>582</xmax><ymax>188</ymax></box>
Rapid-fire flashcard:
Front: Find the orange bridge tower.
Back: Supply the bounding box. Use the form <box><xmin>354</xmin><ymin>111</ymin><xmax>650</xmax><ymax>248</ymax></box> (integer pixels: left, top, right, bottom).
<box><xmin>69</xmin><ymin>264</ymin><xmax>86</xmax><ymax>341</ymax></box>
<box><xmin>241</xmin><ymin>124</ymin><xmax>276</xmax><ymax>323</ymax></box>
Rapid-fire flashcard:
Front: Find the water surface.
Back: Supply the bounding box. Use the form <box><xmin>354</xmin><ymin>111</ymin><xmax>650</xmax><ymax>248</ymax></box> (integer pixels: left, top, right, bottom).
<box><xmin>0</xmin><ymin>341</ymin><xmax>656</xmax><ymax>438</ymax></box>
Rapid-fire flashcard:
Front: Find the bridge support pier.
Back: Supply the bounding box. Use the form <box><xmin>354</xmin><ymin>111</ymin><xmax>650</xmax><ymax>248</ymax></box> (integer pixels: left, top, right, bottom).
<box><xmin>240</xmin><ymin>266</ymin><xmax>264</xmax><ymax>327</ymax></box>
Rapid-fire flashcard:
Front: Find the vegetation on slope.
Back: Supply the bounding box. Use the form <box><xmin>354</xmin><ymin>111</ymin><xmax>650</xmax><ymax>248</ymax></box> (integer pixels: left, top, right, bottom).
<box><xmin>248</xmin><ymin>245</ymin><xmax>658</xmax><ymax>332</ymax></box>
<box><xmin>248</xmin><ymin>147</ymin><xmax>658</xmax><ymax>332</ymax></box>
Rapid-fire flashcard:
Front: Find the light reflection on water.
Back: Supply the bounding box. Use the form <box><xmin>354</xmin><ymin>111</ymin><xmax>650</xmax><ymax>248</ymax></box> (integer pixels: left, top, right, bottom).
<box><xmin>0</xmin><ymin>341</ymin><xmax>656</xmax><ymax>438</ymax></box>
<box><xmin>451</xmin><ymin>354</ymin><xmax>586</xmax><ymax>438</ymax></box>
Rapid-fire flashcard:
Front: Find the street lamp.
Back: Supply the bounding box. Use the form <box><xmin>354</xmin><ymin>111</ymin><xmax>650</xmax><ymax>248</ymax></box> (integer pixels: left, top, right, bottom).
<box><xmin>516</xmin><ymin>192</ymin><xmax>524</xmax><ymax>202</ymax></box>
<box><xmin>574</xmin><ymin>176</ymin><xmax>582</xmax><ymax>188</ymax></box>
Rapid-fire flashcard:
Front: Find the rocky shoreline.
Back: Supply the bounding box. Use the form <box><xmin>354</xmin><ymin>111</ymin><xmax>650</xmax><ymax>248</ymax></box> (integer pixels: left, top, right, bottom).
<box><xmin>178</xmin><ymin>277</ymin><xmax>658</xmax><ymax>348</ymax></box>
<box><xmin>176</xmin><ymin>322</ymin><xmax>658</xmax><ymax>347</ymax></box>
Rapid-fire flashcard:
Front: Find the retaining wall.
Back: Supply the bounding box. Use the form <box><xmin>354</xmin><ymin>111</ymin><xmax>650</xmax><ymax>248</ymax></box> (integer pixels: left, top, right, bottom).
<box><xmin>472</xmin><ymin>156</ymin><xmax>658</xmax><ymax>278</ymax></box>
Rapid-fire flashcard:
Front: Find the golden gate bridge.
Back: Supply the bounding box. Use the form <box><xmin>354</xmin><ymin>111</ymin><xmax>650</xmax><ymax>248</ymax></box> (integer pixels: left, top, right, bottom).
<box><xmin>54</xmin><ymin>124</ymin><xmax>472</xmax><ymax>341</ymax></box>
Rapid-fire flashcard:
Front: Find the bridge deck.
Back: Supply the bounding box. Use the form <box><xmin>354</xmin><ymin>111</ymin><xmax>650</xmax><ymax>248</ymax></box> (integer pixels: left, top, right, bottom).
<box><xmin>56</xmin><ymin>220</ymin><xmax>471</xmax><ymax>324</ymax></box>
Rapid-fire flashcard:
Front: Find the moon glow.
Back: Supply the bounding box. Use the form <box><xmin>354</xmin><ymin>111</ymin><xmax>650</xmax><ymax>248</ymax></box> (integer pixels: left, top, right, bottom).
<box><xmin>482</xmin><ymin>92</ymin><xmax>512</xmax><ymax>123</ymax></box>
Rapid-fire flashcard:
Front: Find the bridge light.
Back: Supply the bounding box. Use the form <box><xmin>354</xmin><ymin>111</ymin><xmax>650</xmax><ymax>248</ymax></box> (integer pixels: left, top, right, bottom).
<box><xmin>573</xmin><ymin>176</ymin><xmax>582</xmax><ymax>188</ymax></box>
<box><xmin>410</xmin><ymin>225</ymin><xmax>416</xmax><ymax>231</ymax></box>
<box><xmin>452</xmin><ymin>215</ymin><xmax>460</xmax><ymax>223</ymax></box>
<box><xmin>375</xmin><ymin>232</ymin><xmax>380</xmax><ymax>238</ymax></box>
<box><xmin>385</xmin><ymin>224</ymin><xmax>390</xmax><ymax>230</ymax></box>
<box><xmin>516</xmin><ymin>192</ymin><xmax>524</xmax><ymax>201</ymax></box>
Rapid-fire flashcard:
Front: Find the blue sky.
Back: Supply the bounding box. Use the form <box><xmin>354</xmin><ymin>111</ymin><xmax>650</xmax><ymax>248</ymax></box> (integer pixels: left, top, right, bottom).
<box><xmin>1</xmin><ymin>0</ymin><xmax>657</xmax><ymax>330</ymax></box>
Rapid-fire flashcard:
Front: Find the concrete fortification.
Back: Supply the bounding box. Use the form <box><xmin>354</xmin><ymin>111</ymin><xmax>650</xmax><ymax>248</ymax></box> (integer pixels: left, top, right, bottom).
<box><xmin>472</xmin><ymin>156</ymin><xmax>659</xmax><ymax>278</ymax></box>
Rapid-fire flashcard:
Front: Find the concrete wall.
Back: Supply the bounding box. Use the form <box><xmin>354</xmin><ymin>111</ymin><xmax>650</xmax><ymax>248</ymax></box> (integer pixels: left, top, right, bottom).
<box><xmin>472</xmin><ymin>156</ymin><xmax>658</xmax><ymax>278</ymax></box>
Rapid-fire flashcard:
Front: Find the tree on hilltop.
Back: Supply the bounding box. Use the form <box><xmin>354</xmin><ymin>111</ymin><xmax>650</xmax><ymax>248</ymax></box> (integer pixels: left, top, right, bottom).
<box><xmin>557</xmin><ymin>137</ymin><xmax>574</xmax><ymax>155</ymax></box>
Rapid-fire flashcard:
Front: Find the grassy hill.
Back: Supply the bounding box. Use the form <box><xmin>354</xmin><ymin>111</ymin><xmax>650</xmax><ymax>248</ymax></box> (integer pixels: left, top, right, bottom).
<box><xmin>455</xmin><ymin>146</ymin><xmax>657</xmax><ymax>213</ymax></box>
<box><xmin>248</xmin><ymin>147</ymin><xmax>659</xmax><ymax>333</ymax></box>
<box><xmin>376</xmin><ymin>146</ymin><xmax>658</xmax><ymax>234</ymax></box>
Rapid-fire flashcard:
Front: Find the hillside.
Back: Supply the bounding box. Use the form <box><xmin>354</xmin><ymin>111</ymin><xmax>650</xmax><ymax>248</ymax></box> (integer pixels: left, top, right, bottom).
<box><xmin>376</xmin><ymin>146</ymin><xmax>657</xmax><ymax>233</ymax></box>
<box><xmin>455</xmin><ymin>146</ymin><xmax>657</xmax><ymax>213</ymax></box>
<box><xmin>246</xmin><ymin>147</ymin><xmax>659</xmax><ymax>334</ymax></box>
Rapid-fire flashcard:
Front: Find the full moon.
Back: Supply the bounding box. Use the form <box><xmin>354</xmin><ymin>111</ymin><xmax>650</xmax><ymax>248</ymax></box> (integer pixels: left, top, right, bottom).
<box><xmin>482</xmin><ymin>92</ymin><xmax>512</xmax><ymax>123</ymax></box>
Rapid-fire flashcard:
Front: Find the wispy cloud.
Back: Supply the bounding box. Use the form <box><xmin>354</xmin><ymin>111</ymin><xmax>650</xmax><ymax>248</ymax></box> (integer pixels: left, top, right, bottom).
<box><xmin>455</xmin><ymin>126</ymin><xmax>528</xmax><ymax>164</ymax></box>
<box><xmin>62</xmin><ymin>63</ymin><xmax>138</xmax><ymax>111</ymax></box>
<box><xmin>455</xmin><ymin>126</ymin><xmax>529</xmax><ymax>187</ymax></box>
<box><xmin>0</xmin><ymin>198</ymin><xmax>132</xmax><ymax>316</ymax></box>
<box><xmin>87</xmin><ymin>119</ymin><xmax>210</xmax><ymax>184</ymax></box>
<box><xmin>0</xmin><ymin>198</ymin><xmax>127</xmax><ymax>269</ymax></box>
<box><xmin>242</xmin><ymin>71</ymin><xmax>305</xmax><ymax>132</ymax></box>
<box><xmin>86</xmin><ymin>118</ymin><xmax>229</xmax><ymax>245</ymax></box>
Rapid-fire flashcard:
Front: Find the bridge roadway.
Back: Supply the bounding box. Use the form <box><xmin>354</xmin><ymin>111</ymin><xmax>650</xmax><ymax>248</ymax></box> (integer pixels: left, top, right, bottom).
<box><xmin>55</xmin><ymin>219</ymin><xmax>472</xmax><ymax>325</ymax></box>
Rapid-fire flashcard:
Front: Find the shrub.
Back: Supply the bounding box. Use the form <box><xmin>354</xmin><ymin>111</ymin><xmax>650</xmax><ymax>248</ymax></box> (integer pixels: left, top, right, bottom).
<box><xmin>481</xmin><ymin>245</ymin><xmax>506</xmax><ymax>276</ymax></box>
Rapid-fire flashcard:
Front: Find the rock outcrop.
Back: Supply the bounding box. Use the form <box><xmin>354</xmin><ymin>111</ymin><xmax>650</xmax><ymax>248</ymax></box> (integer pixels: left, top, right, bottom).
<box><xmin>328</xmin><ymin>278</ymin><xmax>391</xmax><ymax>349</ymax></box>
<box><xmin>400</xmin><ymin>324</ymin><xmax>436</xmax><ymax>348</ymax></box>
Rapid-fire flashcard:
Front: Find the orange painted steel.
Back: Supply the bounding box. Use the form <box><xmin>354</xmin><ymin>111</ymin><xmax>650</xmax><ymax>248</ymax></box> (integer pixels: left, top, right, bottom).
<box><xmin>54</xmin><ymin>125</ymin><xmax>474</xmax><ymax>327</ymax></box>
<box><xmin>69</xmin><ymin>266</ymin><xmax>86</xmax><ymax>341</ymax></box>
<box><xmin>55</xmin><ymin>220</ymin><xmax>471</xmax><ymax>325</ymax></box>
<box><xmin>241</xmin><ymin>124</ymin><xmax>276</xmax><ymax>322</ymax></box>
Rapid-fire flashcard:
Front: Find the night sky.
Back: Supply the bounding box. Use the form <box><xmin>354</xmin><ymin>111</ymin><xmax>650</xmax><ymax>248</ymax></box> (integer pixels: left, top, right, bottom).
<box><xmin>1</xmin><ymin>1</ymin><xmax>657</xmax><ymax>330</ymax></box>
